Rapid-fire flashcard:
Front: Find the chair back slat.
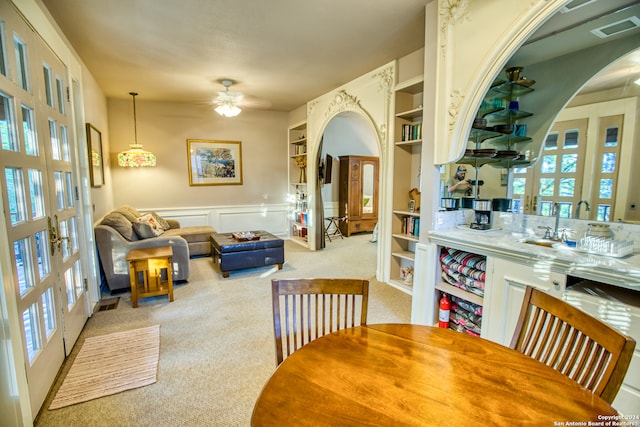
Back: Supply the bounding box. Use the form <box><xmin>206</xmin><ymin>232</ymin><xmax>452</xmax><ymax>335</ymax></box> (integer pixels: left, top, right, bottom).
<box><xmin>510</xmin><ymin>286</ymin><xmax>635</xmax><ymax>403</ymax></box>
<box><xmin>271</xmin><ymin>278</ymin><xmax>369</xmax><ymax>365</ymax></box>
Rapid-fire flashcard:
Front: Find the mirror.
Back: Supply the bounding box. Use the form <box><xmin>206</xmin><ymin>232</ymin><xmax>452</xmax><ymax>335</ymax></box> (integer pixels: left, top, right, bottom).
<box><xmin>363</xmin><ymin>163</ymin><xmax>374</xmax><ymax>214</ymax></box>
<box><xmin>441</xmin><ymin>0</ymin><xmax>640</xmax><ymax>223</ymax></box>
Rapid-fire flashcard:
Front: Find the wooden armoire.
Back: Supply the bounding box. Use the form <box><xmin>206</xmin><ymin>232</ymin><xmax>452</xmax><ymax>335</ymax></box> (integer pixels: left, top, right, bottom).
<box><xmin>338</xmin><ymin>155</ymin><xmax>379</xmax><ymax>236</ymax></box>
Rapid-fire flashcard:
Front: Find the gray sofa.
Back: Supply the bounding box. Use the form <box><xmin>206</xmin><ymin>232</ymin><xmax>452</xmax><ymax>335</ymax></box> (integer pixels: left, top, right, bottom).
<box><xmin>95</xmin><ymin>206</ymin><xmax>215</xmax><ymax>292</ymax></box>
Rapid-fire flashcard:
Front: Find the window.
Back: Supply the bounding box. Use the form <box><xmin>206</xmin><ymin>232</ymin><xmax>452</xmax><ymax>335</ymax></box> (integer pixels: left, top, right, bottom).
<box><xmin>56</xmin><ymin>76</ymin><xmax>65</xmax><ymax>114</ymax></box>
<box><xmin>13</xmin><ymin>34</ymin><xmax>29</xmax><ymax>91</ymax></box>
<box><xmin>21</xmin><ymin>104</ymin><xmax>37</xmax><ymax>155</ymax></box>
<box><xmin>0</xmin><ymin>92</ymin><xmax>17</xmax><ymax>151</ymax></box>
<box><xmin>544</xmin><ymin>133</ymin><xmax>558</xmax><ymax>150</ymax></box>
<box><xmin>5</xmin><ymin>167</ymin><xmax>26</xmax><ymax>225</ymax></box>
<box><xmin>0</xmin><ymin>21</ymin><xmax>7</xmax><ymax>76</ymax></box>
<box><xmin>43</xmin><ymin>64</ymin><xmax>53</xmax><ymax>107</ymax></box>
<box><xmin>563</xmin><ymin>130</ymin><xmax>579</xmax><ymax>148</ymax></box>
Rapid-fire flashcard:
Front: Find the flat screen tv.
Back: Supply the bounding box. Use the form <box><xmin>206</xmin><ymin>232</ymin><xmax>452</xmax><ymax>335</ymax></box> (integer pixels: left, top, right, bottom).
<box><xmin>324</xmin><ymin>154</ymin><xmax>333</xmax><ymax>184</ymax></box>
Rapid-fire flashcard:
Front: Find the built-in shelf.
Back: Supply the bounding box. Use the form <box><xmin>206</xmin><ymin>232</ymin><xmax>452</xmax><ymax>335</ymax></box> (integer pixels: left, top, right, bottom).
<box><xmin>392</xmin><ymin>250</ymin><xmax>415</xmax><ymax>261</ymax></box>
<box><xmin>435</xmin><ymin>281</ymin><xmax>484</xmax><ymax>307</ymax></box>
<box><xmin>288</xmin><ymin>121</ymin><xmax>308</xmax><ymax>248</ymax></box>
<box><xmin>388</xmin><ymin>73</ymin><xmax>424</xmax><ymax>298</ymax></box>
<box><xmin>392</xmin><ymin>233</ymin><xmax>419</xmax><ymax>242</ymax></box>
<box><xmin>387</xmin><ymin>279</ymin><xmax>413</xmax><ymax>296</ymax></box>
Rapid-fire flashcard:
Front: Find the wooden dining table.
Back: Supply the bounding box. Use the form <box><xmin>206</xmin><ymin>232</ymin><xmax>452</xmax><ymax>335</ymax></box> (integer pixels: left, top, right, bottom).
<box><xmin>252</xmin><ymin>323</ymin><xmax>619</xmax><ymax>426</ymax></box>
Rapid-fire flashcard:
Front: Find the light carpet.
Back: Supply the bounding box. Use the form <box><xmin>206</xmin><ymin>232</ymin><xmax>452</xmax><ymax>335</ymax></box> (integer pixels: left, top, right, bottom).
<box><xmin>36</xmin><ymin>235</ymin><xmax>411</xmax><ymax>426</ymax></box>
<box><xmin>49</xmin><ymin>324</ymin><xmax>160</xmax><ymax>409</ymax></box>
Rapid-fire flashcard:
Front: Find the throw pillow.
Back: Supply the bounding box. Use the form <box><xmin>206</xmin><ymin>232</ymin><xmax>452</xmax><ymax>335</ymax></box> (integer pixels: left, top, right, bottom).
<box><xmin>136</xmin><ymin>213</ymin><xmax>164</xmax><ymax>236</ymax></box>
<box><xmin>147</xmin><ymin>211</ymin><xmax>171</xmax><ymax>230</ymax></box>
<box><xmin>132</xmin><ymin>221</ymin><xmax>158</xmax><ymax>239</ymax></box>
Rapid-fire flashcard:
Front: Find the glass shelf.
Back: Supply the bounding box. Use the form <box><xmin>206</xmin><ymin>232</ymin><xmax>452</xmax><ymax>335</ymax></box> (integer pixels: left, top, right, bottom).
<box><xmin>469</xmin><ymin>128</ymin><xmax>501</xmax><ymax>142</ymax></box>
<box><xmin>458</xmin><ymin>156</ymin><xmax>500</xmax><ymax>167</ymax></box>
<box><xmin>486</xmin><ymin>81</ymin><xmax>535</xmax><ymax>99</ymax></box>
<box><xmin>485</xmin><ymin>109</ymin><xmax>533</xmax><ymax>123</ymax></box>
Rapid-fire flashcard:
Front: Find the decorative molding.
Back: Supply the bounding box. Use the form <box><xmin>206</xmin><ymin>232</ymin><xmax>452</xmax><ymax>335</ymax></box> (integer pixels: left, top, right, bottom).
<box><xmin>372</xmin><ymin>66</ymin><xmax>394</xmax><ymax>99</ymax></box>
<box><xmin>448</xmin><ymin>89</ymin><xmax>463</xmax><ymax>131</ymax></box>
<box><xmin>308</xmin><ymin>100</ymin><xmax>319</xmax><ymax>115</ymax></box>
<box><xmin>440</xmin><ymin>0</ymin><xmax>470</xmax><ymax>50</ymax></box>
<box><xmin>440</xmin><ymin>0</ymin><xmax>470</xmax><ymax>26</ymax></box>
<box><xmin>324</xmin><ymin>90</ymin><xmax>362</xmax><ymax>118</ymax></box>
<box><xmin>378</xmin><ymin>124</ymin><xmax>387</xmax><ymax>151</ymax></box>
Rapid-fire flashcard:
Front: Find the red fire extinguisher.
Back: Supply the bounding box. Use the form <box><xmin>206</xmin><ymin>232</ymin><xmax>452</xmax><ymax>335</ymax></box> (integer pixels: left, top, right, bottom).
<box><xmin>439</xmin><ymin>294</ymin><xmax>451</xmax><ymax>328</ymax></box>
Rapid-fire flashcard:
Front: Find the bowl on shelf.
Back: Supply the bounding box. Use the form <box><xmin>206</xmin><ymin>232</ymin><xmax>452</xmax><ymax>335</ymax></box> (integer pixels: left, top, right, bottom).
<box><xmin>494</xmin><ymin>124</ymin><xmax>514</xmax><ymax>134</ymax></box>
<box><xmin>473</xmin><ymin>118</ymin><xmax>487</xmax><ymax>129</ymax></box>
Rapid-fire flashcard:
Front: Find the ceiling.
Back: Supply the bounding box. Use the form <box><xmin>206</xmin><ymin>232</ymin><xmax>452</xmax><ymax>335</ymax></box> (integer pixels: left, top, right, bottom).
<box><xmin>512</xmin><ymin>0</ymin><xmax>640</xmax><ymax>95</ymax></box>
<box><xmin>39</xmin><ymin>0</ymin><xmax>640</xmax><ymax>113</ymax></box>
<box><xmin>39</xmin><ymin>0</ymin><xmax>427</xmax><ymax>111</ymax></box>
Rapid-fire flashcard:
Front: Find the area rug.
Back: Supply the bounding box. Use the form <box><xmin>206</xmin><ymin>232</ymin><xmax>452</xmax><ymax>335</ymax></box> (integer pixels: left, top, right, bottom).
<box><xmin>49</xmin><ymin>324</ymin><xmax>160</xmax><ymax>409</ymax></box>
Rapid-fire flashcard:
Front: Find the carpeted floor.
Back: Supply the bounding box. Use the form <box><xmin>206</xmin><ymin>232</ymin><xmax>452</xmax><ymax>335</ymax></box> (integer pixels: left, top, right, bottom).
<box><xmin>35</xmin><ymin>234</ymin><xmax>412</xmax><ymax>426</ymax></box>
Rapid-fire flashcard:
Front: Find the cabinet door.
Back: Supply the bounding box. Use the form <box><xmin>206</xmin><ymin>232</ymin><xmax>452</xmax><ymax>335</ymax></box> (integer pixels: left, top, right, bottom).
<box><xmin>484</xmin><ymin>258</ymin><xmax>566</xmax><ymax>346</ymax></box>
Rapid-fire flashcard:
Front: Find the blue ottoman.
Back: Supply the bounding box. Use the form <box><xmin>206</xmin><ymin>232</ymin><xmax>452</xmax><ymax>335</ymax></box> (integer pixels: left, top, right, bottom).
<box><xmin>210</xmin><ymin>231</ymin><xmax>284</xmax><ymax>277</ymax></box>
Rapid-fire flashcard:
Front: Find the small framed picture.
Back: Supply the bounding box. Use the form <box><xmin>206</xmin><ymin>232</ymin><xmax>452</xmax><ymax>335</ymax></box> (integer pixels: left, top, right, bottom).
<box><xmin>409</xmin><ymin>200</ymin><xmax>416</xmax><ymax>212</ymax></box>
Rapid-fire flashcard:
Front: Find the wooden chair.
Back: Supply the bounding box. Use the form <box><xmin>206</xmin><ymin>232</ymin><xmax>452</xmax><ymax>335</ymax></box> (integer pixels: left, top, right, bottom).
<box><xmin>510</xmin><ymin>286</ymin><xmax>635</xmax><ymax>403</ymax></box>
<box><xmin>271</xmin><ymin>278</ymin><xmax>369</xmax><ymax>365</ymax></box>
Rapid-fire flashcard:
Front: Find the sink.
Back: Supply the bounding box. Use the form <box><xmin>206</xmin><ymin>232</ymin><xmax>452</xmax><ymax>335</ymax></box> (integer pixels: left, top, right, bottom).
<box><xmin>522</xmin><ymin>239</ymin><xmax>557</xmax><ymax>248</ymax></box>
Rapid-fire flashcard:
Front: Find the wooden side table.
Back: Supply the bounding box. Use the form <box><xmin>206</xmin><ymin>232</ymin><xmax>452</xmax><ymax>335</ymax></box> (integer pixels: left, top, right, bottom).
<box><xmin>126</xmin><ymin>246</ymin><xmax>174</xmax><ymax>308</ymax></box>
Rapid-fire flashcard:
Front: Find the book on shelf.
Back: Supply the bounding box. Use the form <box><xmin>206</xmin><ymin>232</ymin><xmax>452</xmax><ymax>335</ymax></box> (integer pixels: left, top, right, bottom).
<box><xmin>401</xmin><ymin>123</ymin><xmax>422</xmax><ymax>141</ymax></box>
<box><xmin>402</xmin><ymin>216</ymin><xmax>420</xmax><ymax>237</ymax></box>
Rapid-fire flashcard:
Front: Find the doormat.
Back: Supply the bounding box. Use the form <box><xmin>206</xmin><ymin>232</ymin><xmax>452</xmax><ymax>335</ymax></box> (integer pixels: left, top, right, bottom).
<box><xmin>95</xmin><ymin>297</ymin><xmax>120</xmax><ymax>312</ymax></box>
<box><xmin>49</xmin><ymin>324</ymin><xmax>160</xmax><ymax>409</ymax></box>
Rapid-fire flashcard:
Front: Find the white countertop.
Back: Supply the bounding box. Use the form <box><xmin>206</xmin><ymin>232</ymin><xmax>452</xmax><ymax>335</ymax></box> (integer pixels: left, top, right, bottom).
<box><xmin>428</xmin><ymin>226</ymin><xmax>640</xmax><ymax>291</ymax></box>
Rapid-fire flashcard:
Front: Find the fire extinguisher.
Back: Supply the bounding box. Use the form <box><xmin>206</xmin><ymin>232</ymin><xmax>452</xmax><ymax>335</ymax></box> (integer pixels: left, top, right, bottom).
<box><xmin>439</xmin><ymin>294</ymin><xmax>451</xmax><ymax>328</ymax></box>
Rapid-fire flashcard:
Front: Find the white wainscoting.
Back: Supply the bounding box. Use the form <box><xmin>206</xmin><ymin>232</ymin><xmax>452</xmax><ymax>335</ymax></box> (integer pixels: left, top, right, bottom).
<box><xmin>151</xmin><ymin>204</ymin><xmax>290</xmax><ymax>239</ymax></box>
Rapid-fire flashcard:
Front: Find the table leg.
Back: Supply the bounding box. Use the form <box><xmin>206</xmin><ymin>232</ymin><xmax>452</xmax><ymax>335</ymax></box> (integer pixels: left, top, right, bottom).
<box><xmin>129</xmin><ymin>262</ymin><xmax>138</xmax><ymax>308</ymax></box>
<box><xmin>167</xmin><ymin>256</ymin><xmax>174</xmax><ymax>302</ymax></box>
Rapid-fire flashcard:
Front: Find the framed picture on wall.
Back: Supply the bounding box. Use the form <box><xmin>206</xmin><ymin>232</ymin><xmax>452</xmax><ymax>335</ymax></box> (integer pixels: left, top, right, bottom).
<box><xmin>187</xmin><ymin>139</ymin><xmax>243</xmax><ymax>186</ymax></box>
<box><xmin>86</xmin><ymin>123</ymin><xmax>105</xmax><ymax>187</ymax></box>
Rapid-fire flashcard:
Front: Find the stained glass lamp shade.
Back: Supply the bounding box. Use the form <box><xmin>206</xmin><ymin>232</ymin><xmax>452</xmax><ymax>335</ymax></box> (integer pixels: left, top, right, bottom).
<box><xmin>118</xmin><ymin>92</ymin><xmax>157</xmax><ymax>167</ymax></box>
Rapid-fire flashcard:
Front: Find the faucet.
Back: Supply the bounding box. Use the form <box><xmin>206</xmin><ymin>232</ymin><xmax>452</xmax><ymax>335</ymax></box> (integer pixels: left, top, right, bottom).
<box><xmin>575</xmin><ymin>200</ymin><xmax>590</xmax><ymax>218</ymax></box>
<box><xmin>552</xmin><ymin>202</ymin><xmax>561</xmax><ymax>240</ymax></box>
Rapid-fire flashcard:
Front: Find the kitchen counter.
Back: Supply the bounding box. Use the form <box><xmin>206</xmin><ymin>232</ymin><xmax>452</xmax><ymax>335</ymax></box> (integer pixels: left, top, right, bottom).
<box><xmin>428</xmin><ymin>226</ymin><xmax>640</xmax><ymax>291</ymax></box>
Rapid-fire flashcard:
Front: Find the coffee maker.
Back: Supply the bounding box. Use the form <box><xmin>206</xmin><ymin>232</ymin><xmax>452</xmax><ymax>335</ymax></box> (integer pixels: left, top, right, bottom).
<box><xmin>470</xmin><ymin>199</ymin><xmax>492</xmax><ymax>230</ymax></box>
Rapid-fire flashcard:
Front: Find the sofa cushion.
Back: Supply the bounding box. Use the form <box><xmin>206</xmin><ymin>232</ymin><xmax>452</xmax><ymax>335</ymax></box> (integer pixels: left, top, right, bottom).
<box><xmin>100</xmin><ymin>212</ymin><xmax>138</xmax><ymax>241</ymax></box>
<box><xmin>163</xmin><ymin>225</ymin><xmax>214</xmax><ymax>243</ymax></box>
<box><xmin>114</xmin><ymin>205</ymin><xmax>142</xmax><ymax>223</ymax></box>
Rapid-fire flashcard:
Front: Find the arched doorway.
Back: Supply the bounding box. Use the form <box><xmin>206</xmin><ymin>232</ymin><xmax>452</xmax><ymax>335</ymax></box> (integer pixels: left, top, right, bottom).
<box><xmin>317</xmin><ymin>112</ymin><xmax>381</xmax><ymax>252</ymax></box>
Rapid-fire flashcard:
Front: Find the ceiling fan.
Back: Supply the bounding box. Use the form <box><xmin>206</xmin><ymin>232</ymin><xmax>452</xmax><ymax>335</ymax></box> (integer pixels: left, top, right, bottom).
<box><xmin>214</xmin><ymin>79</ymin><xmax>243</xmax><ymax>117</ymax></box>
<box><xmin>213</xmin><ymin>79</ymin><xmax>271</xmax><ymax>117</ymax></box>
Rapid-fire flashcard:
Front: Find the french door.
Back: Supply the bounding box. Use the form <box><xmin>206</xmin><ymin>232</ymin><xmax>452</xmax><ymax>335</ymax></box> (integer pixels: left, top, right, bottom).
<box><xmin>512</xmin><ymin>114</ymin><xmax>623</xmax><ymax>222</ymax></box>
<box><xmin>0</xmin><ymin>2</ymin><xmax>88</xmax><ymax>418</ymax></box>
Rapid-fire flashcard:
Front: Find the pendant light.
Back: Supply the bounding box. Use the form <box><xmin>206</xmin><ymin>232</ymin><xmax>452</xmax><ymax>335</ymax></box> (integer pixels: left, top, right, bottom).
<box><xmin>117</xmin><ymin>92</ymin><xmax>157</xmax><ymax>167</ymax></box>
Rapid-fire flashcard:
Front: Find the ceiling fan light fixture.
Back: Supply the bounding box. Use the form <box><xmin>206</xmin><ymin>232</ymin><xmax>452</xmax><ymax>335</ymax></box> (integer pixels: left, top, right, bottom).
<box><xmin>214</xmin><ymin>79</ymin><xmax>242</xmax><ymax>117</ymax></box>
<box><xmin>215</xmin><ymin>102</ymin><xmax>242</xmax><ymax>117</ymax></box>
<box><xmin>118</xmin><ymin>92</ymin><xmax>157</xmax><ymax>167</ymax></box>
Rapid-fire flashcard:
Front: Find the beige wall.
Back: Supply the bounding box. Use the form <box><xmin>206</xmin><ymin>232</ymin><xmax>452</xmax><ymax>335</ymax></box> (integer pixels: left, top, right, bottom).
<box><xmin>106</xmin><ymin>98</ymin><xmax>289</xmax><ymax>211</ymax></box>
<box><xmin>81</xmin><ymin>64</ymin><xmax>114</xmax><ymax>218</ymax></box>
